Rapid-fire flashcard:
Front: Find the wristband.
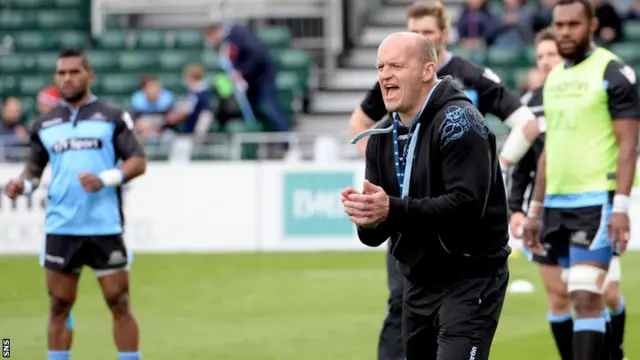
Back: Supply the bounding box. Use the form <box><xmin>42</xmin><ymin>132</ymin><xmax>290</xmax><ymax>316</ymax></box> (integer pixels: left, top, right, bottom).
<box><xmin>98</xmin><ymin>169</ymin><xmax>124</xmax><ymax>187</ymax></box>
<box><xmin>22</xmin><ymin>179</ymin><xmax>34</xmax><ymax>195</ymax></box>
<box><xmin>612</xmin><ymin>194</ymin><xmax>630</xmax><ymax>214</ymax></box>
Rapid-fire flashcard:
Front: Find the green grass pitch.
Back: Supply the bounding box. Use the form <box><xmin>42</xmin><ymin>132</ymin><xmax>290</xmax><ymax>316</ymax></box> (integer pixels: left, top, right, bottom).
<box><xmin>1</xmin><ymin>251</ymin><xmax>639</xmax><ymax>359</ymax></box>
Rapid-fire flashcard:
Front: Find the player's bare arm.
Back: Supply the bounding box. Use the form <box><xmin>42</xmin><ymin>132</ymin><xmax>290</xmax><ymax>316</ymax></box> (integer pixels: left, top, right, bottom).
<box><xmin>523</xmin><ymin>148</ymin><xmax>545</xmax><ymax>253</ymax></box>
<box><xmin>5</xmin><ymin>124</ymin><xmax>50</xmax><ymax>199</ymax></box>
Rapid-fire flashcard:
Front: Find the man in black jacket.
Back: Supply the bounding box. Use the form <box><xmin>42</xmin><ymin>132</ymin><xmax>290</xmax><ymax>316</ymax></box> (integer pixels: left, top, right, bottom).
<box><xmin>342</xmin><ymin>32</ymin><xmax>510</xmax><ymax>360</ymax></box>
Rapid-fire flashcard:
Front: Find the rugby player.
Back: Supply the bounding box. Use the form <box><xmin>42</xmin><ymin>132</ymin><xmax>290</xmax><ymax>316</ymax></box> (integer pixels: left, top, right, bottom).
<box><xmin>510</xmin><ymin>27</ymin><xmax>628</xmax><ymax>360</ymax></box>
<box><xmin>523</xmin><ymin>1</ymin><xmax>640</xmax><ymax>359</ymax></box>
<box><xmin>347</xmin><ymin>2</ymin><xmax>538</xmax><ymax>359</ymax></box>
<box><xmin>4</xmin><ymin>49</ymin><xmax>147</xmax><ymax>360</ymax></box>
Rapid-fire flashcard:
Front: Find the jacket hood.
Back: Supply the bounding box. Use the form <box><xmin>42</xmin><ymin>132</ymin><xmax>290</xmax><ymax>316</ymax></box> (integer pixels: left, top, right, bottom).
<box><xmin>351</xmin><ymin>75</ymin><xmax>471</xmax><ymax>144</ymax></box>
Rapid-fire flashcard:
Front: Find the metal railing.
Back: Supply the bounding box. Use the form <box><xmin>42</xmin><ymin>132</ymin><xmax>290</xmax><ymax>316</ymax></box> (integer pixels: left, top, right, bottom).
<box><xmin>91</xmin><ymin>0</ymin><xmax>344</xmax><ymax>75</ymax></box>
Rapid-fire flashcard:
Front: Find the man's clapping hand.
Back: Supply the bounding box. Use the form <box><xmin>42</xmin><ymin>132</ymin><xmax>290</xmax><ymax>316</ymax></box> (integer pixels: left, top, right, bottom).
<box><xmin>341</xmin><ymin>180</ymin><xmax>390</xmax><ymax>228</ymax></box>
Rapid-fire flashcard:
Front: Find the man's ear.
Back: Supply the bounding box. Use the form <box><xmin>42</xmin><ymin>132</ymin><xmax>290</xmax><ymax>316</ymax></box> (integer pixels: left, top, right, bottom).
<box><xmin>423</xmin><ymin>62</ymin><xmax>436</xmax><ymax>82</ymax></box>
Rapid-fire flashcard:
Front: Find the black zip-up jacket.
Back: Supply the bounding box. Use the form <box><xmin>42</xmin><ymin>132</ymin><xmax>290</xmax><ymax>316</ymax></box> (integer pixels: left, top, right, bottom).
<box><xmin>355</xmin><ymin>76</ymin><xmax>510</xmax><ymax>285</ymax></box>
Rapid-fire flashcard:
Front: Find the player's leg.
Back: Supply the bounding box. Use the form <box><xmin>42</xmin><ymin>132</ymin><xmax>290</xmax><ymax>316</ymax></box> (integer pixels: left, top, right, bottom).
<box><xmin>40</xmin><ymin>237</ymin><xmax>75</xmax><ymax>352</ymax></box>
<box><xmin>43</xmin><ymin>235</ymin><xmax>84</xmax><ymax>360</ymax></box>
<box><xmin>435</xmin><ymin>268</ymin><xmax>509</xmax><ymax>360</ymax></box>
<box><xmin>377</xmin><ymin>250</ymin><xmax>404</xmax><ymax>360</ymax></box>
<box><xmin>536</xmin><ymin>210</ymin><xmax>574</xmax><ymax>360</ymax></box>
<box><xmin>567</xmin><ymin>205</ymin><xmax>614</xmax><ymax>360</ymax></box>
<box><xmin>603</xmin><ymin>256</ymin><xmax>625</xmax><ymax>360</ymax></box>
<box><xmin>91</xmin><ymin>235</ymin><xmax>140</xmax><ymax>359</ymax></box>
<box><xmin>62</xmin><ymin>311</ymin><xmax>74</xmax><ymax>349</ymax></box>
<box><xmin>402</xmin><ymin>278</ymin><xmax>438</xmax><ymax>360</ymax></box>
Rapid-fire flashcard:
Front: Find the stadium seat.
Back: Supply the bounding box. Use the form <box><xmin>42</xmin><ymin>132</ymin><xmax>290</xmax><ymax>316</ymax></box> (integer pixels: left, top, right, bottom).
<box><xmin>202</xmin><ymin>50</ymin><xmax>221</xmax><ymax>71</ymax></box>
<box><xmin>156</xmin><ymin>73</ymin><xmax>184</xmax><ymax>93</ymax></box>
<box><xmin>13</xmin><ymin>31</ymin><xmax>87</xmax><ymax>52</ymax></box>
<box><xmin>486</xmin><ymin>47</ymin><xmax>525</xmax><ymax>67</ymax></box>
<box><xmin>119</xmin><ymin>51</ymin><xmax>159</xmax><ymax>72</ymax></box>
<box><xmin>94</xmin><ymin>31</ymin><xmax>130</xmax><ymax>50</ymax></box>
<box><xmin>0</xmin><ymin>11</ymin><xmax>36</xmax><ymax>31</ymax></box>
<box><xmin>87</xmin><ymin>51</ymin><xmax>120</xmax><ymax>72</ymax></box>
<box><xmin>0</xmin><ymin>54</ymin><xmax>36</xmax><ymax>74</ymax></box>
<box><xmin>0</xmin><ymin>76</ymin><xmax>19</xmax><ymax>96</ymax></box>
<box><xmin>35</xmin><ymin>52</ymin><xmax>60</xmax><ymax>73</ymax></box>
<box><xmin>158</xmin><ymin>50</ymin><xmax>201</xmax><ymax>72</ymax></box>
<box><xmin>624</xmin><ymin>21</ymin><xmax>640</xmax><ymax>41</ymax></box>
<box><xmin>98</xmin><ymin>74</ymin><xmax>141</xmax><ymax>95</ymax></box>
<box><xmin>490</xmin><ymin>67</ymin><xmax>515</xmax><ymax>89</ymax></box>
<box><xmin>100</xmin><ymin>95</ymin><xmax>131</xmax><ymax>110</ymax></box>
<box><xmin>273</xmin><ymin>49</ymin><xmax>312</xmax><ymax>94</ymax></box>
<box><xmin>524</xmin><ymin>45</ymin><xmax>536</xmax><ymax>66</ymax></box>
<box><xmin>610</xmin><ymin>42</ymin><xmax>640</xmax><ymax>63</ymax></box>
<box><xmin>6</xmin><ymin>0</ymin><xmax>84</xmax><ymax>8</ymax></box>
<box><xmin>20</xmin><ymin>75</ymin><xmax>50</xmax><ymax>96</ymax></box>
<box><xmin>171</xmin><ymin>29</ymin><xmax>204</xmax><ymax>49</ymax></box>
<box><xmin>257</xmin><ymin>26</ymin><xmax>292</xmax><ymax>49</ymax></box>
<box><xmin>450</xmin><ymin>46</ymin><xmax>485</xmax><ymax>65</ymax></box>
<box><xmin>135</xmin><ymin>30</ymin><xmax>167</xmax><ymax>49</ymax></box>
<box><xmin>37</xmin><ymin>10</ymin><xmax>86</xmax><ymax>30</ymax></box>
<box><xmin>276</xmin><ymin>71</ymin><xmax>300</xmax><ymax>114</ymax></box>
<box><xmin>19</xmin><ymin>97</ymin><xmax>36</xmax><ymax>119</ymax></box>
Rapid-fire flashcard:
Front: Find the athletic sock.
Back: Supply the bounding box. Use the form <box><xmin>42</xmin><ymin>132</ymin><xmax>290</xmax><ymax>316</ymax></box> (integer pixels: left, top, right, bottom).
<box><xmin>574</xmin><ymin>317</ymin><xmax>606</xmax><ymax>360</ymax></box>
<box><xmin>602</xmin><ymin>309</ymin><xmax>613</xmax><ymax>360</ymax></box>
<box><xmin>47</xmin><ymin>350</ymin><xmax>70</xmax><ymax>360</ymax></box>
<box><xmin>548</xmin><ymin>312</ymin><xmax>574</xmax><ymax>360</ymax></box>
<box><xmin>118</xmin><ymin>352</ymin><xmax>140</xmax><ymax>360</ymax></box>
<box><xmin>610</xmin><ymin>297</ymin><xmax>626</xmax><ymax>360</ymax></box>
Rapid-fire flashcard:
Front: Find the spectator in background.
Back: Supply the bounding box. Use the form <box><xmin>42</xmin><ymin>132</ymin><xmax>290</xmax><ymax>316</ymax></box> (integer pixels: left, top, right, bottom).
<box><xmin>457</xmin><ymin>0</ymin><xmax>498</xmax><ymax>50</ymax></box>
<box><xmin>0</xmin><ymin>96</ymin><xmax>28</xmax><ymax>162</ymax></box>
<box><xmin>165</xmin><ymin>64</ymin><xmax>213</xmax><ymax>134</ymax></box>
<box><xmin>519</xmin><ymin>67</ymin><xmax>545</xmax><ymax>95</ymax></box>
<box><xmin>591</xmin><ymin>0</ymin><xmax>623</xmax><ymax>44</ymax></box>
<box><xmin>533</xmin><ymin>0</ymin><xmax>557</xmax><ymax>33</ymax></box>
<box><xmin>493</xmin><ymin>0</ymin><xmax>535</xmax><ymax>50</ymax></box>
<box><xmin>204</xmin><ymin>22</ymin><xmax>291</xmax><ymax>132</ymax></box>
<box><xmin>131</xmin><ymin>75</ymin><xmax>177</xmax><ymax>141</ymax></box>
<box><xmin>37</xmin><ymin>85</ymin><xmax>61</xmax><ymax>114</ymax></box>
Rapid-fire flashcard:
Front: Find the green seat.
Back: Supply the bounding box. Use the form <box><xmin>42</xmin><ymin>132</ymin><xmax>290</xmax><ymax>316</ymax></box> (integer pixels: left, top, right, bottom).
<box><xmin>490</xmin><ymin>67</ymin><xmax>514</xmax><ymax>90</ymax></box>
<box><xmin>450</xmin><ymin>46</ymin><xmax>485</xmax><ymax>65</ymax></box>
<box><xmin>172</xmin><ymin>29</ymin><xmax>204</xmax><ymax>49</ymax></box>
<box><xmin>624</xmin><ymin>21</ymin><xmax>640</xmax><ymax>41</ymax></box>
<box><xmin>94</xmin><ymin>31</ymin><xmax>130</xmax><ymax>50</ymax></box>
<box><xmin>12</xmin><ymin>32</ymin><xmax>50</xmax><ymax>51</ymax></box>
<box><xmin>610</xmin><ymin>43</ymin><xmax>640</xmax><ymax>63</ymax></box>
<box><xmin>202</xmin><ymin>50</ymin><xmax>221</xmax><ymax>71</ymax></box>
<box><xmin>513</xmin><ymin>67</ymin><xmax>531</xmax><ymax>90</ymax></box>
<box><xmin>224</xmin><ymin>119</ymin><xmax>263</xmax><ymax>133</ymax></box>
<box><xmin>7</xmin><ymin>0</ymin><xmax>84</xmax><ymax>7</ymax></box>
<box><xmin>135</xmin><ymin>30</ymin><xmax>166</xmax><ymax>49</ymax></box>
<box><xmin>57</xmin><ymin>31</ymin><xmax>87</xmax><ymax>49</ymax></box>
<box><xmin>99</xmin><ymin>74</ymin><xmax>140</xmax><ymax>95</ymax></box>
<box><xmin>156</xmin><ymin>73</ymin><xmax>183</xmax><ymax>93</ymax></box>
<box><xmin>20</xmin><ymin>75</ymin><xmax>49</xmax><ymax>96</ymax></box>
<box><xmin>486</xmin><ymin>47</ymin><xmax>525</xmax><ymax>67</ymax></box>
<box><xmin>37</xmin><ymin>10</ymin><xmax>85</xmax><ymax>30</ymax></box>
<box><xmin>257</xmin><ymin>26</ymin><xmax>291</xmax><ymax>49</ymax></box>
<box><xmin>0</xmin><ymin>11</ymin><xmax>35</xmax><ymax>31</ymax></box>
<box><xmin>0</xmin><ymin>54</ymin><xmax>36</xmax><ymax>74</ymax></box>
<box><xmin>101</xmin><ymin>95</ymin><xmax>131</xmax><ymax>110</ymax></box>
<box><xmin>273</xmin><ymin>49</ymin><xmax>311</xmax><ymax>94</ymax></box>
<box><xmin>119</xmin><ymin>51</ymin><xmax>158</xmax><ymax>72</ymax></box>
<box><xmin>19</xmin><ymin>97</ymin><xmax>37</xmax><ymax>118</ymax></box>
<box><xmin>524</xmin><ymin>45</ymin><xmax>536</xmax><ymax>66</ymax></box>
<box><xmin>158</xmin><ymin>51</ymin><xmax>200</xmax><ymax>71</ymax></box>
<box><xmin>87</xmin><ymin>51</ymin><xmax>120</xmax><ymax>72</ymax></box>
<box><xmin>0</xmin><ymin>76</ymin><xmax>20</xmax><ymax>95</ymax></box>
<box><xmin>35</xmin><ymin>52</ymin><xmax>60</xmax><ymax>73</ymax></box>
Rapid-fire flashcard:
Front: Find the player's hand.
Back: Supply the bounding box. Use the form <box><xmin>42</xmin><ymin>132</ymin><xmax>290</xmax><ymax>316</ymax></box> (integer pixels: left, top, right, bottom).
<box><xmin>343</xmin><ymin>180</ymin><xmax>389</xmax><ymax>228</ymax></box>
<box><xmin>608</xmin><ymin>212</ymin><xmax>630</xmax><ymax>255</ymax></box>
<box><xmin>509</xmin><ymin>211</ymin><xmax>527</xmax><ymax>239</ymax></box>
<box><xmin>78</xmin><ymin>172</ymin><xmax>103</xmax><ymax>192</ymax></box>
<box><xmin>522</xmin><ymin>217</ymin><xmax>544</xmax><ymax>254</ymax></box>
<box><xmin>4</xmin><ymin>178</ymin><xmax>25</xmax><ymax>199</ymax></box>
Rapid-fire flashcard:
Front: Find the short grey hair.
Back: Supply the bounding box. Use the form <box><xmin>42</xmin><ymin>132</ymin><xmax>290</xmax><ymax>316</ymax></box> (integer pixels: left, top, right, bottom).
<box><xmin>416</xmin><ymin>36</ymin><xmax>438</xmax><ymax>64</ymax></box>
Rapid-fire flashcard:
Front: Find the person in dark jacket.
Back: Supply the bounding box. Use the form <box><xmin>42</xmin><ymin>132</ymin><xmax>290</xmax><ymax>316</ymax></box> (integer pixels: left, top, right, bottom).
<box><xmin>204</xmin><ymin>22</ymin><xmax>290</xmax><ymax>132</ymax></box>
<box><xmin>342</xmin><ymin>32</ymin><xmax>509</xmax><ymax>360</ymax></box>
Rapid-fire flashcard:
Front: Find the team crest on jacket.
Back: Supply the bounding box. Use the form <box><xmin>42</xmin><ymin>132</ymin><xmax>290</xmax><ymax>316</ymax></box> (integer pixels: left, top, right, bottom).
<box><xmin>439</xmin><ymin>105</ymin><xmax>488</xmax><ymax>149</ymax></box>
